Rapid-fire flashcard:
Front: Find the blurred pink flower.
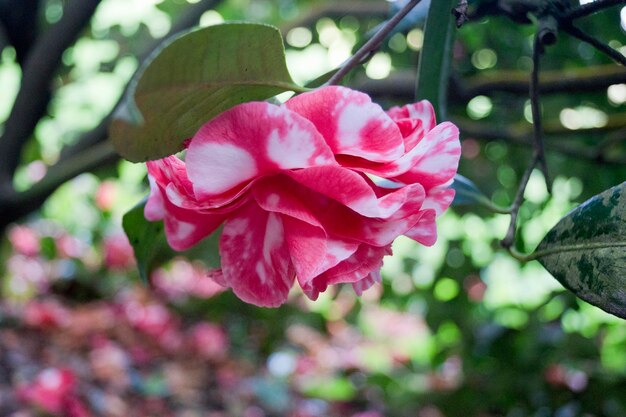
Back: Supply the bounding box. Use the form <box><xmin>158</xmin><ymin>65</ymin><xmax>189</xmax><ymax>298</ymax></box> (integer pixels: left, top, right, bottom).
<box><xmin>187</xmin><ymin>322</ymin><xmax>229</xmax><ymax>361</ymax></box>
<box><xmin>16</xmin><ymin>368</ymin><xmax>88</xmax><ymax>416</ymax></box>
<box><xmin>146</xmin><ymin>86</ymin><xmax>460</xmax><ymax>307</ymax></box>
<box><xmin>103</xmin><ymin>234</ymin><xmax>135</xmax><ymax>270</ymax></box>
<box><xmin>22</xmin><ymin>299</ymin><xmax>69</xmax><ymax>329</ymax></box>
<box><xmin>95</xmin><ymin>180</ymin><xmax>118</xmax><ymax>211</ymax></box>
<box><xmin>8</xmin><ymin>225</ymin><xmax>40</xmax><ymax>257</ymax></box>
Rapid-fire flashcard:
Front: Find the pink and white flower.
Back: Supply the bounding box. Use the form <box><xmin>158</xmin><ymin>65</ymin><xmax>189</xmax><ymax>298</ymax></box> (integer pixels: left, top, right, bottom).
<box><xmin>146</xmin><ymin>86</ymin><xmax>460</xmax><ymax>307</ymax></box>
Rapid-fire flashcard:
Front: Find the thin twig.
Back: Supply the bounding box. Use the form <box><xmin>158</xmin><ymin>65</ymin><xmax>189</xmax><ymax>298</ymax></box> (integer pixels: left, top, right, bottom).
<box><xmin>562</xmin><ymin>0</ymin><xmax>625</xmax><ymax>21</ymax></box>
<box><xmin>325</xmin><ymin>0</ymin><xmax>423</xmax><ymax>86</ymax></box>
<box><xmin>530</xmin><ymin>34</ymin><xmax>551</xmax><ymax>192</ymax></box>
<box><xmin>562</xmin><ymin>24</ymin><xmax>626</xmax><ymax>66</ymax></box>
<box><xmin>501</xmin><ymin>156</ymin><xmax>539</xmax><ymax>249</ymax></box>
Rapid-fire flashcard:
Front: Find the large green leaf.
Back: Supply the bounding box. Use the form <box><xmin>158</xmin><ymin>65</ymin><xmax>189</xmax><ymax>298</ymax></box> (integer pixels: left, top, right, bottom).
<box><xmin>110</xmin><ymin>23</ymin><xmax>303</xmax><ymax>162</ymax></box>
<box><xmin>123</xmin><ymin>200</ymin><xmax>221</xmax><ymax>283</ymax></box>
<box><xmin>535</xmin><ymin>182</ymin><xmax>626</xmax><ymax>319</ymax></box>
<box><xmin>415</xmin><ymin>0</ymin><xmax>457</xmax><ymax>120</ymax></box>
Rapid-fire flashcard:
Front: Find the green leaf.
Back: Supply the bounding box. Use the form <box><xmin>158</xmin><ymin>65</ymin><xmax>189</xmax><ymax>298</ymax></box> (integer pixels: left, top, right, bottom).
<box><xmin>122</xmin><ymin>200</ymin><xmax>222</xmax><ymax>283</ymax></box>
<box><xmin>110</xmin><ymin>22</ymin><xmax>304</xmax><ymax>162</ymax></box>
<box><xmin>300</xmin><ymin>376</ymin><xmax>356</xmax><ymax>401</ymax></box>
<box><xmin>451</xmin><ymin>174</ymin><xmax>509</xmax><ymax>213</ymax></box>
<box><xmin>535</xmin><ymin>182</ymin><xmax>626</xmax><ymax>319</ymax></box>
<box><xmin>122</xmin><ymin>200</ymin><xmax>167</xmax><ymax>283</ymax></box>
<box><xmin>415</xmin><ymin>0</ymin><xmax>457</xmax><ymax>120</ymax></box>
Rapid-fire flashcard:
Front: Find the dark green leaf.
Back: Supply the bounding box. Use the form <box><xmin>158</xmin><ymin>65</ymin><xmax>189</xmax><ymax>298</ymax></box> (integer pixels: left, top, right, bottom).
<box><xmin>415</xmin><ymin>0</ymin><xmax>457</xmax><ymax>120</ymax></box>
<box><xmin>122</xmin><ymin>200</ymin><xmax>167</xmax><ymax>283</ymax></box>
<box><xmin>452</xmin><ymin>174</ymin><xmax>490</xmax><ymax>205</ymax></box>
<box><xmin>110</xmin><ymin>22</ymin><xmax>304</xmax><ymax>162</ymax></box>
<box><xmin>535</xmin><ymin>182</ymin><xmax>626</xmax><ymax>319</ymax></box>
<box><xmin>122</xmin><ymin>200</ymin><xmax>222</xmax><ymax>283</ymax></box>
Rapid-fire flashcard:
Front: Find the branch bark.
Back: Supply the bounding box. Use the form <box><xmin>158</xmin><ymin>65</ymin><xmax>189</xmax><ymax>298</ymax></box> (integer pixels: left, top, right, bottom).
<box><xmin>0</xmin><ymin>0</ymin><xmax>223</xmax><ymax>230</ymax></box>
<box><xmin>0</xmin><ymin>0</ymin><xmax>102</xmax><ymax>183</ymax></box>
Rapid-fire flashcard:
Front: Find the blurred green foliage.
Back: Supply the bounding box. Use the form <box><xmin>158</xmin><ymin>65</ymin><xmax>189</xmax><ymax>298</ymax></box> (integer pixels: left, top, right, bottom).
<box><xmin>1</xmin><ymin>0</ymin><xmax>626</xmax><ymax>416</ymax></box>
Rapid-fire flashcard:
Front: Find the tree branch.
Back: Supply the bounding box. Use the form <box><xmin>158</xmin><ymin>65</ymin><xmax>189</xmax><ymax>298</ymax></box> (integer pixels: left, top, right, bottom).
<box><xmin>529</xmin><ymin>33</ymin><xmax>550</xmax><ymax>190</ymax></box>
<box><xmin>456</xmin><ymin>118</ymin><xmax>626</xmax><ymax>165</ymax></box>
<box><xmin>0</xmin><ymin>0</ymin><xmax>102</xmax><ymax>183</ymax></box>
<box><xmin>562</xmin><ymin>23</ymin><xmax>626</xmax><ymax>66</ymax></box>
<box><xmin>501</xmin><ymin>156</ymin><xmax>538</xmax><ymax>249</ymax></box>
<box><xmin>0</xmin><ymin>0</ymin><xmax>224</xmax><ymax>230</ymax></box>
<box><xmin>325</xmin><ymin>0</ymin><xmax>423</xmax><ymax>86</ymax></box>
<box><xmin>354</xmin><ymin>65</ymin><xmax>626</xmax><ymax>101</ymax></box>
<box><xmin>280</xmin><ymin>1</ymin><xmax>388</xmax><ymax>33</ymax></box>
<box><xmin>562</xmin><ymin>0</ymin><xmax>625</xmax><ymax>21</ymax></box>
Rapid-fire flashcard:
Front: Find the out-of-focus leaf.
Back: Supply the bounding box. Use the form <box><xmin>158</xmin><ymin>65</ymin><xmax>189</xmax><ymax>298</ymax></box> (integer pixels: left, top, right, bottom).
<box><xmin>415</xmin><ymin>0</ymin><xmax>456</xmax><ymax>120</ymax></box>
<box><xmin>535</xmin><ymin>182</ymin><xmax>626</xmax><ymax>319</ymax></box>
<box><xmin>110</xmin><ymin>23</ymin><xmax>303</xmax><ymax>162</ymax></box>
<box><xmin>300</xmin><ymin>376</ymin><xmax>356</xmax><ymax>401</ymax></box>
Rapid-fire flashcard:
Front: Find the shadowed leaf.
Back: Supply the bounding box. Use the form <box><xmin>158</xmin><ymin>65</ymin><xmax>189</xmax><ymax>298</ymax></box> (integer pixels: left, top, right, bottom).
<box><xmin>110</xmin><ymin>23</ymin><xmax>302</xmax><ymax>162</ymax></box>
<box><xmin>536</xmin><ymin>182</ymin><xmax>626</xmax><ymax>319</ymax></box>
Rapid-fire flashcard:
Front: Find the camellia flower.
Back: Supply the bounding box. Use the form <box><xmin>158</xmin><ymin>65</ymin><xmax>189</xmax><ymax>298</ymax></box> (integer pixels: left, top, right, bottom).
<box><xmin>146</xmin><ymin>86</ymin><xmax>460</xmax><ymax>307</ymax></box>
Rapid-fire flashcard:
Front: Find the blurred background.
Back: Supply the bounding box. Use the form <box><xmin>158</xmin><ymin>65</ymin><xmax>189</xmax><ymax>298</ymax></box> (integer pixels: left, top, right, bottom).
<box><xmin>1</xmin><ymin>0</ymin><xmax>626</xmax><ymax>416</ymax></box>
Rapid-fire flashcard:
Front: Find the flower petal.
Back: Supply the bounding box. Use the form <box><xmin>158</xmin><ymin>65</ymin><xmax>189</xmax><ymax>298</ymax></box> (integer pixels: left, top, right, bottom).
<box><xmin>302</xmin><ymin>244</ymin><xmax>390</xmax><ymax>300</ymax></box>
<box><xmin>145</xmin><ymin>176</ymin><xmax>165</xmax><ymax>221</ymax></box>
<box><xmin>220</xmin><ymin>202</ymin><xmax>294</xmax><ymax>307</ymax></box>
<box><xmin>353</xmin><ymin>270</ymin><xmax>382</xmax><ymax>296</ymax></box>
<box><xmin>285</xmin><ymin>86</ymin><xmax>404</xmax><ymax>162</ymax></box>
<box><xmin>287</xmin><ymin>166</ymin><xmax>421</xmax><ymax>219</ymax></box>
<box><xmin>387</xmin><ymin>100</ymin><xmax>436</xmax><ymax>151</ymax></box>
<box><xmin>404</xmin><ymin>209</ymin><xmax>437</xmax><ymax>246</ymax></box>
<box><xmin>149</xmin><ymin>182</ymin><xmax>226</xmax><ymax>251</ymax></box>
<box><xmin>392</xmin><ymin>122</ymin><xmax>461</xmax><ymax>189</ymax></box>
<box><xmin>423</xmin><ymin>186</ymin><xmax>455</xmax><ymax>216</ymax></box>
<box><xmin>186</xmin><ymin>102</ymin><xmax>335</xmax><ymax>201</ymax></box>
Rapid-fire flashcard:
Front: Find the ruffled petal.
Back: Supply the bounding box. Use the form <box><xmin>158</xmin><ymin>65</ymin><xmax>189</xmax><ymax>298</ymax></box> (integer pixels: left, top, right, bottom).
<box><xmin>285</xmin><ymin>86</ymin><xmax>404</xmax><ymax>162</ymax></box>
<box><xmin>387</xmin><ymin>100</ymin><xmax>436</xmax><ymax>151</ymax></box>
<box><xmin>146</xmin><ymin>178</ymin><xmax>227</xmax><ymax>251</ymax></box>
<box><xmin>404</xmin><ymin>209</ymin><xmax>437</xmax><ymax>246</ymax></box>
<box><xmin>392</xmin><ymin>122</ymin><xmax>461</xmax><ymax>190</ymax></box>
<box><xmin>252</xmin><ymin>177</ymin><xmax>360</xmax><ymax>286</ymax></box>
<box><xmin>145</xmin><ymin>176</ymin><xmax>165</xmax><ymax>221</ymax></box>
<box><xmin>423</xmin><ymin>186</ymin><xmax>455</xmax><ymax>216</ymax></box>
<box><xmin>219</xmin><ymin>202</ymin><xmax>294</xmax><ymax>307</ymax></box>
<box><xmin>302</xmin><ymin>244</ymin><xmax>390</xmax><ymax>300</ymax></box>
<box><xmin>186</xmin><ymin>102</ymin><xmax>335</xmax><ymax>201</ymax></box>
<box><xmin>352</xmin><ymin>270</ymin><xmax>382</xmax><ymax>296</ymax></box>
<box><xmin>287</xmin><ymin>166</ymin><xmax>421</xmax><ymax>219</ymax></box>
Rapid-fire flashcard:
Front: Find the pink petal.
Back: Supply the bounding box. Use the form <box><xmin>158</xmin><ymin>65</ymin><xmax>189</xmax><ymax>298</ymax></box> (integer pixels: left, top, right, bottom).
<box><xmin>154</xmin><ymin>183</ymin><xmax>226</xmax><ymax>251</ymax></box>
<box><xmin>423</xmin><ymin>186</ymin><xmax>455</xmax><ymax>216</ymax></box>
<box><xmin>285</xmin><ymin>86</ymin><xmax>405</xmax><ymax>162</ymax></box>
<box><xmin>334</xmin><ymin>122</ymin><xmax>460</xmax><ymax>191</ymax></box>
<box><xmin>352</xmin><ymin>270</ymin><xmax>382</xmax><ymax>296</ymax></box>
<box><xmin>186</xmin><ymin>102</ymin><xmax>335</xmax><ymax>201</ymax></box>
<box><xmin>145</xmin><ymin>176</ymin><xmax>165</xmax><ymax>221</ymax></box>
<box><xmin>219</xmin><ymin>202</ymin><xmax>294</xmax><ymax>307</ymax></box>
<box><xmin>252</xmin><ymin>177</ymin><xmax>360</xmax><ymax>285</ymax></box>
<box><xmin>281</xmin><ymin>217</ymin><xmax>328</xmax><ymax>288</ymax></box>
<box><xmin>387</xmin><ymin>100</ymin><xmax>436</xmax><ymax>151</ymax></box>
<box><xmin>287</xmin><ymin>166</ymin><xmax>421</xmax><ymax>219</ymax></box>
<box><xmin>302</xmin><ymin>244</ymin><xmax>391</xmax><ymax>300</ymax></box>
<box><xmin>404</xmin><ymin>209</ymin><xmax>437</xmax><ymax>246</ymax></box>
<box><xmin>392</xmin><ymin>122</ymin><xmax>461</xmax><ymax>190</ymax></box>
